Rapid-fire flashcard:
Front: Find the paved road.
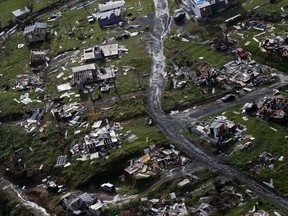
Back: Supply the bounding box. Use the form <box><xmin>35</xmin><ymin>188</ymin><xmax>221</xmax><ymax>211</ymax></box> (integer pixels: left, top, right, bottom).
<box><xmin>148</xmin><ymin>0</ymin><xmax>288</xmax><ymax>210</ymax></box>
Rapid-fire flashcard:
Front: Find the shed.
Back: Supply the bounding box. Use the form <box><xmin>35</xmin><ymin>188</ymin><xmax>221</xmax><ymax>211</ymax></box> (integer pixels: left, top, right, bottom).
<box><xmin>24</xmin><ymin>22</ymin><xmax>47</xmax><ymax>44</ymax></box>
<box><xmin>12</xmin><ymin>6</ymin><xmax>31</xmax><ymax>19</ymax></box>
<box><xmin>98</xmin><ymin>1</ymin><xmax>125</xmax><ymax>12</ymax></box>
<box><xmin>72</xmin><ymin>64</ymin><xmax>98</xmax><ymax>85</ymax></box>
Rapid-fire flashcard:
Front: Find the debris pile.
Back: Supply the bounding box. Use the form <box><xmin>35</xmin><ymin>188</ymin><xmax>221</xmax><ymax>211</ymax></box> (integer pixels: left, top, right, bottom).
<box><xmin>146</xmin><ymin>201</ymin><xmax>189</xmax><ymax>215</ymax></box>
<box><xmin>261</xmin><ymin>36</ymin><xmax>288</xmax><ymax>57</ymax></box>
<box><xmin>189</xmin><ymin>63</ymin><xmax>217</xmax><ymax>86</ymax></box>
<box><xmin>193</xmin><ymin>115</ymin><xmax>247</xmax><ymax>145</ymax></box>
<box><xmin>173</xmin><ymin>63</ymin><xmax>217</xmax><ymax>86</ymax></box>
<box><xmin>15</xmin><ymin>74</ymin><xmax>43</xmax><ymax>90</ymax></box>
<box><xmin>219</xmin><ymin>60</ymin><xmax>267</xmax><ymax>87</ymax></box>
<box><xmin>125</xmin><ymin>144</ymin><xmax>189</xmax><ymax>178</ymax></box>
<box><xmin>242</xmin><ymin>95</ymin><xmax>288</xmax><ymax>123</ymax></box>
<box><xmin>211</xmin><ymin>34</ymin><xmax>237</xmax><ymax>51</ymax></box>
<box><xmin>69</xmin><ymin>120</ymin><xmax>122</xmax><ymax>161</ymax></box>
<box><xmin>81</xmin><ymin>120</ymin><xmax>121</xmax><ymax>159</ymax></box>
<box><xmin>51</xmin><ymin>102</ymin><xmax>86</xmax><ymax>126</ymax></box>
<box><xmin>42</xmin><ymin>176</ymin><xmax>66</xmax><ymax>193</ymax></box>
<box><xmin>20</xmin><ymin>108</ymin><xmax>45</xmax><ymax>133</ymax></box>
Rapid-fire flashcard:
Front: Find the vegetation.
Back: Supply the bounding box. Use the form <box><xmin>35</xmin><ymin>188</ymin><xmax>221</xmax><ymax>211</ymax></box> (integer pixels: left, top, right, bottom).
<box><xmin>0</xmin><ymin>190</ymin><xmax>33</xmax><ymax>216</ymax></box>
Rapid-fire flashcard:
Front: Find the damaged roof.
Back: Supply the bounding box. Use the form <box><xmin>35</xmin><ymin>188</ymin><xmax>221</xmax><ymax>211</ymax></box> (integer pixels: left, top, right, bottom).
<box><xmin>72</xmin><ymin>64</ymin><xmax>96</xmax><ymax>73</ymax></box>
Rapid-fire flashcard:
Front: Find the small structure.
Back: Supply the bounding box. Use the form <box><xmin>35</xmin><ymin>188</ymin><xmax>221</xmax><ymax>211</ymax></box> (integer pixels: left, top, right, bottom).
<box><xmin>24</xmin><ymin>22</ymin><xmax>47</xmax><ymax>44</ymax></box>
<box><xmin>61</xmin><ymin>191</ymin><xmax>99</xmax><ymax>215</ymax></box>
<box><xmin>72</xmin><ymin>64</ymin><xmax>98</xmax><ymax>85</ymax></box>
<box><xmin>190</xmin><ymin>0</ymin><xmax>233</xmax><ymax>19</ymax></box>
<box><xmin>257</xmin><ymin>95</ymin><xmax>288</xmax><ymax>123</ymax></box>
<box><xmin>209</xmin><ymin>116</ymin><xmax>235</xmax><ymax>139</ymax></box>
<box><xmin>190</xmin><ymin>0</ymin><xmax>212</xmax><ymax>19</ymax></box>
<box><xmin>101</xmin><ymin>183</ymin><xmax>116</xmax><ymax>193</ymax></box>
<box><xmin>98</xmin><ymin>0</ymin><xmax>125</xmax><ymax>12</ymax></box>
<box><xmin>89</xmin><ymin>200</ymin><xmax>106</xmax><ymax>216</ymax></box>
<box><xmin>97</xmin><ymin>67</ymin><xmax>115</xmax><ymax>82</ymax></box>
<box><xmin>83</xmin><ymin>46</ymin><xmax>103</xmax><ymax>62</ymax></box>
<box><xmin>100</xmin><ymin>44</ymin><xmax>119</xmax><ymax>57</ymax></box>
<box><xmin>12</xmin><ymin>6</ymin><xmax>31</xmax><ymax>20</ymax></box>
<box><xmin>97</xmin><ymin>9</ymin><xmax>122</xmax><ymax>28</ymax></box>
<box><xmin>29</xmin><ymin>50</ymin><xmax>49</xmax><ymax>71</ymax></box>
<box><xmin>15</xmin><ymin>74</ymin><xmax>43</xmax><ymax>90</ymax></box>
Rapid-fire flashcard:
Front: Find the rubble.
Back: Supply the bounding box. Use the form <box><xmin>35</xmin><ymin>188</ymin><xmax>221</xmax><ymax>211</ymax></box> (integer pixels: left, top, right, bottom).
<box><xmin>15</xmin><ymin>74</ymin><xmax>43</xmax><ymax>90</ymax></box>
<box><xmin>125</xmin><ymin>144</ymin><xmax>189</xmax><ymax>178</ymax></box>
<box><xmin>261</xmin><ymin>36</ymin><xmax>288</xmax><ymax>57</ymax></box>
<box><xmin>51</xmin><ymin>102</ymin><xmax>86</xmax><ymax>126</ymax></box>
<box><xmin>69</xmin><ymin>120</ymin><xmax>122</xmax><ymax>160</ymax></box>
<box><xmin>29</xmin><ymin>50</ymin><xmax>49</xmax><ymax>71</ymax></box>
<box><xmin>211</xmin><ymin>34</ymin><xmax>237</xmax><ymax>51</ymax></box>
<box><xmin>219</xmin><ymin>60</ymin><xmax>267</xmax><ymax>87</ymax></box>
<box><xmin>242</xmin><ymin>94</ymin><xmax>288</xmax><ymax>123</ymax></box>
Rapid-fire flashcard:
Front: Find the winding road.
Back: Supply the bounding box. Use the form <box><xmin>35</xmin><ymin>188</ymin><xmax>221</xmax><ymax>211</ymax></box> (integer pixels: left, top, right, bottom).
<box><xmin>148</xmin><ymin>0</ymin><xmax>288</xmax><ymax>211</ymax></box>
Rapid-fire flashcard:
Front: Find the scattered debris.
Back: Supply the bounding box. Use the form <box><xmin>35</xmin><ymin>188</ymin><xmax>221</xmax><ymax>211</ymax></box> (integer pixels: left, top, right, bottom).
<box><xmin>125</xmin><ymin>144</ymin><xmax>189</xmax><ymax>178</ymax></box>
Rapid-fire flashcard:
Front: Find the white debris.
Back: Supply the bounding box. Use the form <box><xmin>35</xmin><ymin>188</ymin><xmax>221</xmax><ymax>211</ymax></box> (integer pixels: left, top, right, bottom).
<box><xmin>57</xmin><ymin>83</ymin><xmax>72</xmax><ymax>92</ymax></box>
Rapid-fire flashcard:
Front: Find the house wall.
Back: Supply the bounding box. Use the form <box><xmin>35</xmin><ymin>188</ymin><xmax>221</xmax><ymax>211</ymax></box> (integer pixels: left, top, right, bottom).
<box><xmin>25</xmin><ymin>31</ymin><xmax>46</xmax><ymax>44</ymax></box>
<box><xmin>191</xmin><ymin>3</ymin><xmax>202</xmax><ymax>18</ymax></box>
<box><xmin>199</xmin><ymin>6</ymin><xmax>212</xmax><ymax>18</ymax></box>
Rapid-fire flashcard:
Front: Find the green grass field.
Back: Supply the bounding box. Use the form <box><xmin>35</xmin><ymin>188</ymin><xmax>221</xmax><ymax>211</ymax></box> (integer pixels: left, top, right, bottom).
<box><xmin>0</xmin><ymin>0</ymin><xmax>60</xmax><ymax>27</ymax></box>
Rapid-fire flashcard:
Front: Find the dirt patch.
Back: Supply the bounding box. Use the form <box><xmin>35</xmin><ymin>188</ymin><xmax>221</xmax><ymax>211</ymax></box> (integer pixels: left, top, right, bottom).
<box><xmin>25</xmin><ymin>186</ymin><xmax>64</xmax><ymax>215</ymax></box>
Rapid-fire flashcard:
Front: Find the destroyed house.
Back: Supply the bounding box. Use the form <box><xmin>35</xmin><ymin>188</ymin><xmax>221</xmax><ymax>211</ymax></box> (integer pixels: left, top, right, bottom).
<box><xmin>12</xmin><ymin>6</ymin><xmax>31</xmax><ymax>20</ymax></box>
<box><xmin>83</xmin><ymin>46</ymin><xmax>103</xmax><ymax>62</ymax></box>
<box><xmin>97</xmin><ymin>67</ymin><xmax>116</xmax><ymax>82</ymax></box>
<box><xmin>261</xmin><ymin>36</ymin><xmax>288</xmax><ymax>58</ymax></box>
<box><xmin>84</xmin><ymin>125</ymin><xmax>119</xmax><ymax>154</ymax></box>
<box><xmin>100</xmin><ymin>44</ymin><xmax>119</xmax><ymax>57</ymax></box>
<box><xmin>98</xmin><ymin>1</ymin><xmax>125</xmax><ymax>12</ymax></box>
<box><xmin>29</xmin><ymin>50</ymin><xmax>48</xmax><ymax>71</ymax></box>
<box><xmin>61</xmin><ymin>191</ymin><xmax>96</xmax><ymax>215</ymax></box>
<box><xmin>209</xmin><ymin>116</ymin><xmax>235</xmax><ymax>139</ymax></box>
<box><xmin>24</xmin><ymin>22</ymin><xmax>47</xmax><ymax>44</ymax></box>
<box><xmin>16</xmin><ymin>74</ymin><xmax>43</xmax><ymax>90</ymax></box>
<box><xmin>72</xmin><ymin>64</ymin><xmax>98</xmax><ymax>85</ymax></box>
<box><xmin>189</xmin><ymin>63</ymin><xmax>216</xmax><ymax>86</ymax></box>
<box><xmin>258</xmin><ymin>96</ymin><xmax>288</xmax><ymax>123</ymax></box>
<box><xmin>97</xmin><ymin>9</ymin><xmax>122</xmax><ymax>28</ymax></box>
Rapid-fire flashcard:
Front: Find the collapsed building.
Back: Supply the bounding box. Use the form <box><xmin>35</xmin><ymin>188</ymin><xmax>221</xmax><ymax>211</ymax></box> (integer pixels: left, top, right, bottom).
<box><xmin>29</xmin><ymin>50</ymin><xmax>49</xmax><ymax>71</ymax></box>
<box><xmin>72</xmin><ymin>64</ymin><xmax>116</xmax><ymax>88</ymax></box>
<box><xmin>125</xmin><ymin>144</ymin><xmax>189</xmax><ymax>178</ymax></box>
<box><xmin>83</xmin><ymin>120</ymin><xmax>121</xmax><ymax>158</ymax></box>
<box><xmin>15</xmin><ymin>74</ymin><xmax>43</xmax><ymax>90</ymax></box>
<box><xmin>70</xmin><ymin>120</ymin><xmax>122</xmax><ymax>160</ymax></box>
<box><xmin>174</xmin><ymin>63</ymin><xmax>217</xmax><ymax>86</ymax></box>
<box><xmin>261</xmin><ymin>36</ymin><xmax>288</xmax><ymax>57</ymax></box>
<box><xmin>23</xmin><ymin>22</ymin><xmax>47</xmax><ymax>45</ymax></box>
<box><xmin>51</xmin><ymin>102</ymin><xmax>86</xmax><ymax>126</ymax></box>
<box><xmin>211</xmin><ymin>34</ymin><xmax>237</xmax><ymax>51</ymax></box>
<box><xmin>243</xmin><ymin>95</ymin><xmax>288</xmax><ymax>123</ymax></box>
<box><xmin>218</xmin><ymin>60</ymin><xmax>266</xmax><ymax>87</ymax></box>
